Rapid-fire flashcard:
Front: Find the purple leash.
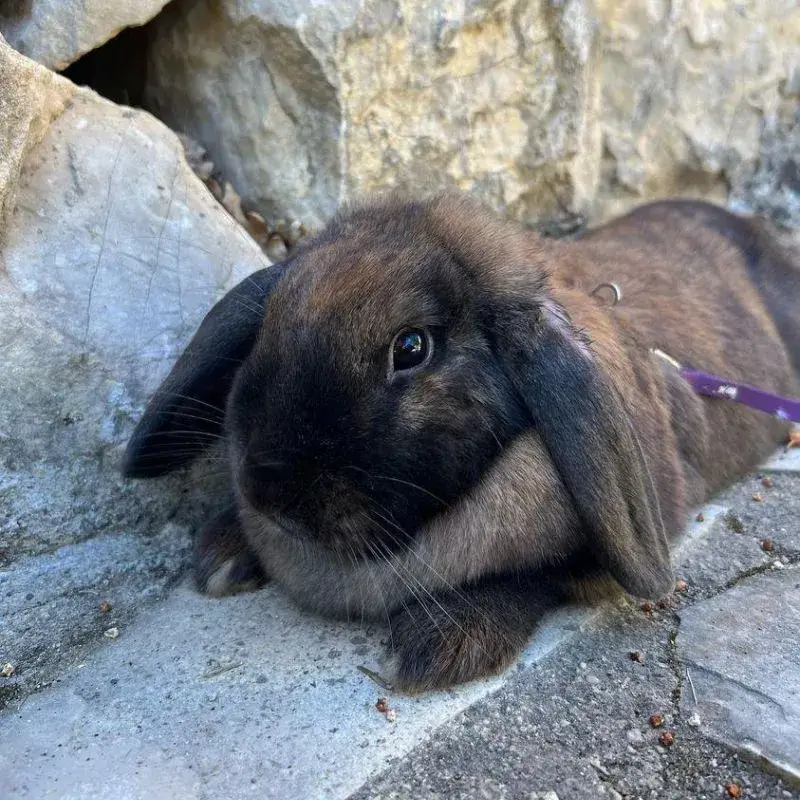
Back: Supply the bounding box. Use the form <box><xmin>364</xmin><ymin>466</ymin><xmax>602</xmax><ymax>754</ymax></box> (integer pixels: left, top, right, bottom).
<box><xmin>652</xmin><ymin>349</ymin><xmax>800</xmax><ymax>424</ymax></box>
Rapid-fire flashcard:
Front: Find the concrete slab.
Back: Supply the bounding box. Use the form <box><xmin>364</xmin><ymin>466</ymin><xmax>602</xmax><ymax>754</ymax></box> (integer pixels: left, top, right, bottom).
<box><xmin>671</xmin><ymin>504</ymin><xmax>771</xmax><ymax>593</ymax></box>
<box><xmin>714</xmin><ymin>472</ymin><xmax>800</xmax><ymax>552</ymax></box>
<box><xmin>0</xmin><ymin>581</ymin><xmax>597</xmax><ymax>800</ymax></box>
<box><xmin>676</xmin><ymin>567</ymin><xmax>800</xmax><ymax>784</ymax></box>
<box><xmin>672</xmin><ymin>503</ymin><xmax>729</xmax><ymax>562</ymax></box>
<box><xmin>352</xmin><ymin>586</ymin><xmax>799</xmax><ymax>800</ymax></box>
<box><xmin>0</xmin><ymin>524</ymin><xmax>190</xmax><ymax>698</ymax></box>
<box><xmin>762</xmin><ymin>444</ymin><xmax>800</xmax><ymax>474</ymax></box>
<box><xmin>4</xmin><ymin>470</ymin><xmax>796</xmax><ymax>799</ymax></box>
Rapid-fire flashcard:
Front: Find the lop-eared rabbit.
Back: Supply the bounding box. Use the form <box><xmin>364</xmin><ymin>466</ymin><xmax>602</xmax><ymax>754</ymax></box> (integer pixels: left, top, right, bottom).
<box><xmin>124</xmin><ymin>195</ymin><xmax>800</xmax><ymax>692</ymax></box>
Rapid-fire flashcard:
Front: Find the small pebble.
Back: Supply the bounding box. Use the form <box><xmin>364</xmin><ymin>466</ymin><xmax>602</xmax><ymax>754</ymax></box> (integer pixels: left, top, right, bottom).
<box><xmin>384</xmin><ymin>708</ymin><xmax>397</xmax><ymax>723</ymax></box>
<box><xmin>687</xmin><ymin>712</ymin><xmax>702</xmax><ymax>727</ymax></box>
<box><xmin>245</xmin><ymin>210</ymin><xmax>268</xmax><ymax>239</ymax></box>
<box><xmin>629</xmin><ymin>651</ymin><xmax>645</xmax><ymax>663</ymax></box>
<box><xmin>266</xmin><ymin>234</ymin><xmax>289</xmax><ymax>262</ymax></box>
<box><xmin>751</xmin><ymin>492</ymin><xmax>764</xmax><ymax>503</ymax></box>
<box><xmin>759</xmin><ymin>538</ymin><xmax>774</xmax><ymax>552</ymax></box>
<box><xmin>284</xmin><ymin>220</ymin><xmax>306</xmax><ymax>247</ymax></box>
<box><xmin>626</xmin><ymin>727</ymin><xmax>644</xmax><ymax>744</ymax></box>
<box><xmin>103</xmin><ymin>627</ymin><xmax>119</xmax><ymax>639</ymax></box>
<box><xmin>1</xmin><ymin>663</ymin><xmax>15</xmax><ymax>678</ymax></box>
<box><xmin>658</xmin><ymin>731</ymin><xmax>675</xmax><ymax>747</ymax></box>
<box><xmin>674</xmin><ymin>579</ymin><xmax>689</xmax><ymax>593</ymax></box>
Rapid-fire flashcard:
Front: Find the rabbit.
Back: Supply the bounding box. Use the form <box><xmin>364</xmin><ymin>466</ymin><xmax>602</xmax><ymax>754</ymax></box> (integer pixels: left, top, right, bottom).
<box><xmin>122</xmin><ymin>193</ymin><xmax>800</xmax><ymax>692</ymax></box>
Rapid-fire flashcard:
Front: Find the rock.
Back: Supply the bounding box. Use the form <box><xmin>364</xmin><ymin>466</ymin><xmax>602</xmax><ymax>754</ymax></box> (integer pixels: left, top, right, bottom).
<box><xmin>0</xmin><ymin>0</ymin><xmax>173</xmax><ymax>71</ymax></box>
<box><xmin>729</xmin><ymin>105</ymin><xmax>800</xmax><ymax>230</ymax></box>
<box><xmin>672</xmin><ymin>510</ymin><xmax>770</xmax><ymax>593</ymax></box>
<box><xmin>0</xmin><ymin>33</ymin><xmax>74</xmax><ymax>236</ymax></box>
<box><xmin>144</xmin><ymin>0</ymin><xmax>799</xmax><ymax>232</ymax></box>
<box><xmin>0</xmin><ymin>582</ymin><xmax>504</xmax><ymax>799</ymax></box>
<box><xmin>676</xmin><ymin>568</ymin><xmax>800</xmax><ymax>783</ymax></box>
<box><xmin>596</xmin><ymin>0</ymin><xmax>800</xmax><ymax>226</ymax></box>
<box><xmin>762</xmin><ymin>430</ymin><xmax>800</xmax><ymax>474</ymax></box>
<box><xmin>144</xmin><ymin>0</ymin><xmax>602</xmax><ymax>230</ymax></box>
<box><xmin>0</xmin><ymin>527</ymin><xmax>191</xmax><ymax>700</ymax></box>
<box><xmin>0</xmin><ymin>38</ymin><xmax>271</xmax><ymax>692</ymax></box>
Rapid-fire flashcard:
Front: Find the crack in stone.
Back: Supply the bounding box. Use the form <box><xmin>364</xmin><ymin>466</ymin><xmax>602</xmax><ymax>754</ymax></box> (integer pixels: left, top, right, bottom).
<box><xmin>680</xmin><ymin>662</ymin><xmax>789</xmax><ymax>721</ymax></box>
<box><xmin>723</xmin><ymin>556</ymin><xmax>800</xmax><ymax>592</ymax></box>
<box><xmin>82</xmin><ymin>132</ymin><xmax>127</xmax><ymax>350</ymax></box>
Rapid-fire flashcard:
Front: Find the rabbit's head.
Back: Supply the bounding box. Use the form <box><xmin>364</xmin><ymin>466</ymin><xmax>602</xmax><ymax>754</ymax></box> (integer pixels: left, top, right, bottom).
<box><xmin>124</xmin><ymin>193</ymin><xmax>672</xmax><ymax>600</ymax></box>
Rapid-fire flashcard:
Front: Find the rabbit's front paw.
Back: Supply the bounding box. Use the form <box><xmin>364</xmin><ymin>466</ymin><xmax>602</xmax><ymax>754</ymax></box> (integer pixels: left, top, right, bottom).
<box><xmin>193</xmin><ymin>505</ymin><xmax>266</xmax><ymax>597</ymax></box>
<box><xmin>386</xmin><ymin>584</ymin><xmax>539</xmax><ymax>693</ymax></box>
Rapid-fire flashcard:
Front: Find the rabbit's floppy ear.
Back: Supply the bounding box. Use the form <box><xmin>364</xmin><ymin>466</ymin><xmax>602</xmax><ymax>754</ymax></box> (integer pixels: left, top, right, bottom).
<box><xmin>493</xmin><ymin>298</ymin><xmax>672</xmax><ymax>599</ymax></box>
<box><xmin>122</xmin><ymin>263</ymin><xmax>290</xmax><ymax>478</ymax></box>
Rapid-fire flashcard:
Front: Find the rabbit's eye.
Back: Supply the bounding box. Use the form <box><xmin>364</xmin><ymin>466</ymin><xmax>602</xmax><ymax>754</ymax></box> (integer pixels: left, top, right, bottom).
<box><xmin>391</xmin><ymin>327</ymin><xmax>431</xmax><ymax>373</ymax></box>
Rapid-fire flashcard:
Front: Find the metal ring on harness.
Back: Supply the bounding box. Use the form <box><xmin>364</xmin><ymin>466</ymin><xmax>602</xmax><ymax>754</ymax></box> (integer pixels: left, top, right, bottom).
<box><xmin>590</xmin><ymin>281</ymin><xmax>623</xmax><ymax>306</ymax></box>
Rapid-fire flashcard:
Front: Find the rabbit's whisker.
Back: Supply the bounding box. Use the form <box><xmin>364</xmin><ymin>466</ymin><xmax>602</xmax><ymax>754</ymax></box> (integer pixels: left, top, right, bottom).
<box><xmin>231</xmin><ymin>297</ymin><xmax>266</xmax><ymax>320</ymax></box>
<box><xmin>129</xmin><ymin>451</ymin><xmax>230</xmax><ymax>464</ymax></box>
<box><xmin>342</xmin><ymin>465</ymin><xmax>448</xmax><ymax>507</ymax></box>
<box><xmin>154</xmin><ymin>410</ymin><xmax>227</xmax><ymax>427</ymax></box>
<box><xmin>368</xmin><ymin>528</ymin><xmax>479</xmax><ymax>651</ymax></box>
<box><xmin>363</xmin><ymin>538</ymin><xmax>446</xmax><ymax>647</ymax></box>
<box><xmin>366</xmin><ymin>505</ymin><xmax>501</xmax><ymax>645</ymax></box>
<box><xmin>157</xmin><ymin>392</ymin><xmax>226</xmax><ymax>416</ymax></box>
<box><xmin>358</xmin><ymin>545</ymin><xmax>395</xmax><ymax>652</ymax></box>
<box><xmin>137</xmin><ymin>428</ymin><xmax>227</xmax><ymax>442</ymax></box>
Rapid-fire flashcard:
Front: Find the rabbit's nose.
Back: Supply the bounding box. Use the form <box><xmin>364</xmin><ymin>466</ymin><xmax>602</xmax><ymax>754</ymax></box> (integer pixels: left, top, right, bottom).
<box><xmin>239</xmin><ymin>445</ymin><xmax>327</xmax><ymax>506</ymax></box>
<box><xmin>244</xmin><ymin>451</ymin><xmax>292</xmax><ymax>484</ymax></box>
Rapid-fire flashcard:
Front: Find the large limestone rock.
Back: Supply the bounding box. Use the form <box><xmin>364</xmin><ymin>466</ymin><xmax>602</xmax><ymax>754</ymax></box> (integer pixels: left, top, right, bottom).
<box><xmin>0</xmin><ymin>0</ymin><xmax>173</xmax><ymax>71</ymax></box>
<box><xmin>0</xmin><ymin>38</ymin><xmax>271</xmax><ymax>694</ymax></box>
<box><xmin>144</xmin><ymin>0</ymin><xmax>800</xmax><ymax>232</ymax></box>
<box><xmin>0</xmin><ymin>32</ymin><xmax>74</xmax><ymax>236</ymax></box>
<box><xmin>596</xmin><ymin>0</ymin><xmax>800</xmax><ymax>226</ymax></box>
<box><xmin>145</xmin><ymin>0</ymin><xmax>602</xmax><ymax>230</ymax></box>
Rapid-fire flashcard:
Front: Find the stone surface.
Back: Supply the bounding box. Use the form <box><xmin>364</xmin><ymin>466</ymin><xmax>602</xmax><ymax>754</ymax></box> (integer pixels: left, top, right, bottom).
<box><xmin>763</xmin><ymin>444</ymin><xmax>800</xmax><ymax>474</ymax></box>
<box><xmin>676</xmin><ymin>568</ymin><xmax>800</xmax><ymax>783</ymax></box>
<box><xmin>0</xmin><ymin>581</ymin><xmax>596</xmax><ymax>799</ymax></box>
<box><xmin>729</xmin><ymin>94</ymin><xmax>800</xmax><ymax>230</ymax></box>
<box><xmin>145</xmin><ymin>0</ymin><xmax>601</xmax><ymax>230</ymax></box>
<box><xmin>0</xmin><ymin>39</ymin><xmax>271</xmax><ymax>694</ymax></box>
<box><xmin>0</xmin><ymin>525</ymin><xmax>191</xmax><ymax>706</ymax></box>
<box><xmin>714</xmin><ymin>472</ymin><xmax>800</xmax><ymax>553</ymax></box>
<box><xmin>143</xmin><ymin>0</ymin><xmax>800</xmax><ymax>232</ymax></box>
<box><xmin>352</xmin><ymin>604</ymin><xmax>799</xmax><ymax>800</ymax></box>
<box><xmin>671</xmin><ymin>504</ymin><xmax>772</xmax><ymax>595</ymax></box>
<box><xmin>0</xmin><ymin>0</ymin><xmax>173</xmax><ymax>71</ymax></box>
<box><xmin>2</xmin><ymin>463</ymin><xmax>797</xmax><ymax>798</ymax></box>
<box><xmin>595</xmin><ymin>0</ymin><xmax>800</xmax><ymax>228</ymax></box>
<box><xmin>0</xmin><ymin>32</ymin><xmax>74</xmax><ymax>236</ymax></box>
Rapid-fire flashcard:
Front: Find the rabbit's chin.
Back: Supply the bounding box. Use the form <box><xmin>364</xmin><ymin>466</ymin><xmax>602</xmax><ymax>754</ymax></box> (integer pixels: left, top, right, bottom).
<box><xmin>236</xmin><ymin>500</ymin><xmax>430</xmax><ymax>621</ymax></box>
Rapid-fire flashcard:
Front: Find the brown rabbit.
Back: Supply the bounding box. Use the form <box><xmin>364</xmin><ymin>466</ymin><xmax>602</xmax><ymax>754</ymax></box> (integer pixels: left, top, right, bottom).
<box><xmin>123</xmin><ymin>195</ymin><xmax>800</xmax><ymax>692</ymax></box>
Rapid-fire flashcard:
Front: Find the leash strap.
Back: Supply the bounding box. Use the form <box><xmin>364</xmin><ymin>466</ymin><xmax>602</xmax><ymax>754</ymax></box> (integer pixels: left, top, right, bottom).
<box><xmin>652</xmin><ymin>349</ymin><xmax>800</xmax><ymax>423</ymax></box>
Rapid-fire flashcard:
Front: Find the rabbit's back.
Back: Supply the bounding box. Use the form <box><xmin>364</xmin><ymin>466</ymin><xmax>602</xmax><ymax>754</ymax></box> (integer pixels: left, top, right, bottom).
<box><xmin>559</xmin><ymin>200</ymin><xmax>798</xmax><ymax>504</ymax></box>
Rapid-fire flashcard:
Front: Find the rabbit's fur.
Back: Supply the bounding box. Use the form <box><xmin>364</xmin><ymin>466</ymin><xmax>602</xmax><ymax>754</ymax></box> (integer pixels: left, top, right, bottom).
<box><xmin>124</xmin><ymin>195</ymin><xmax>800</xmax><ymax>692</ymax></box>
